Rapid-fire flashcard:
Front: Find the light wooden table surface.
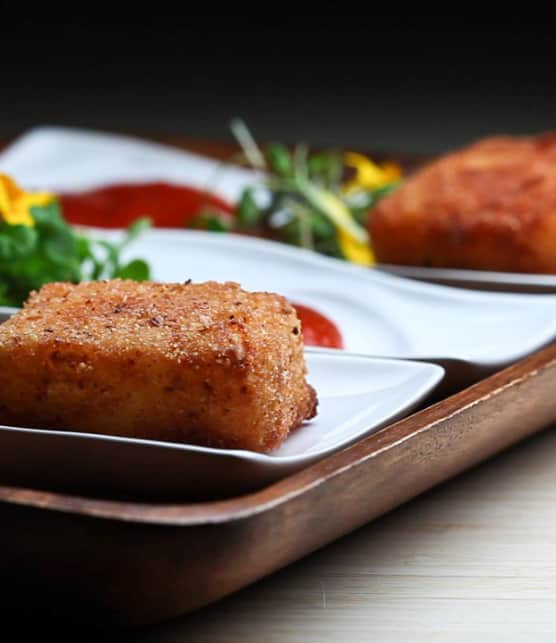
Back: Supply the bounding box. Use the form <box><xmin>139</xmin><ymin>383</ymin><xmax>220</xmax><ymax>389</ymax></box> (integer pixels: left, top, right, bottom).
<box><xmin>107</xmin><ymin>426</ymin><xmax>556</xmax><ymax>643</ymax></box>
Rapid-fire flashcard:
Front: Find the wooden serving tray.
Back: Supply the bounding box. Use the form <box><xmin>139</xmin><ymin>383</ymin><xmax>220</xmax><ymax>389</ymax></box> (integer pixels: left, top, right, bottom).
<box><xmin>2</xmin><ymin>345</ymin><xmax>556</xmax><ymax>627</ymax></box>
<box><xmin>1</xmin><ymin>137</ymin><xmax>555</xmax><ymax>627</ymax></box>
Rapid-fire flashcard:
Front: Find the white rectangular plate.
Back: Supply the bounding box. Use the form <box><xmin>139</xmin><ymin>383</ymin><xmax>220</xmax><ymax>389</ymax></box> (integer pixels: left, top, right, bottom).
<box><xmin>0</xmin><ymin>351</ymin><xmax>443</xmax><ymax>500</ymax></box>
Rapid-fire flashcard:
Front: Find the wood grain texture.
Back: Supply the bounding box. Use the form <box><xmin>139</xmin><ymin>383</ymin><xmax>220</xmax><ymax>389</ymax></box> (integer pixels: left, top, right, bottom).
<box><xmin>117</xmin><ymin>428</ymin><xmax>556</xmax><ymax>642</ymax></box>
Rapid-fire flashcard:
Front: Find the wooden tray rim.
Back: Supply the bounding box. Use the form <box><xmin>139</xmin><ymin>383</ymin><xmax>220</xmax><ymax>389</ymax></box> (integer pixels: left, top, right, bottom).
<box><xmin>1</xmin><ymin>341</ymin><xmax>553</xmax><ymax>526</ymax></box>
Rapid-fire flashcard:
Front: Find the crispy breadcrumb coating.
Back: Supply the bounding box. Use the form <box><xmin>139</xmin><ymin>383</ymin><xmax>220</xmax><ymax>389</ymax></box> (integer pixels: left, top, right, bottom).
<box><xmin>0</xmin><ymin>280</ymin><xmax>317</xmax><ymax>452</ymax></box>
<box><xmin>370</xmin><ymin>133</ymin><xmax>556</xmax><ymax>273</ymax></box>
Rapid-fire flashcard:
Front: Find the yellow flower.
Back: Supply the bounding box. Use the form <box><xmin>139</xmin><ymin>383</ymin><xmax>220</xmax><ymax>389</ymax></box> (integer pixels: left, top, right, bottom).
<box><xmin>342</xmin><ymin>152</ymin><xmax>402</xmax><ymax>193</ymax></box>
<box><xmin>337</xmin><ymin>228</ymin><xmax>375</xmax><ymax>266</ymax></box>
<box><xmin>0</xmin><ymin>174</ymin><xmax>55</xmax><ymax>227</ymax></box>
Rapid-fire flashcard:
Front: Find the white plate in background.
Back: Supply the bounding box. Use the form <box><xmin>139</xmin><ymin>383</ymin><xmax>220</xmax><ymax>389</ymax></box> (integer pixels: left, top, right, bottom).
<box><xmin>3</xmin><ymin>125</ymin><xmax>556</xmax><ymax>295</ymax></box>
<box><xmin>0</xmin><ymin>125</ymin><xmax>258</xmax><ymax>201</ymax></box>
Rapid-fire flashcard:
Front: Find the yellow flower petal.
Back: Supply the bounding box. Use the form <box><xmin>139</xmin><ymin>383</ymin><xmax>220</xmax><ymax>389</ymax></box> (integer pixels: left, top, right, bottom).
<box><xmin>0</xmin><ymin>174</ymin><xmax>55</xmax><ymax>227</ymax></box>
<box><xmin>0</xmin><ymin>174</ymin><xmax>21</xmax><ymax>214</ymax></box>
<box><xmin>2</xmin><ymin>206</ymin><xmax>34</xmax><ymax>227</ymax></box>
<box><xmin>337</xmin><ymin>228</ymin><xmax>375</xmax><ymax>266</ymax></box>
<box><xmin>380</xmin><ymin>161</ymin><xmax>403</xmax><ymax>184</ymax></box>
<box><xmin>343</xmin><ymin>152</ymin><xmax>402</xmax><ymax>193</ymax></box>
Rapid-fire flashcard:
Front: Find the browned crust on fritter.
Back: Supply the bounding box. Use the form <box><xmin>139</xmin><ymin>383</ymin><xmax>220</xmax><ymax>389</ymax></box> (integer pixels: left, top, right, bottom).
<box><xmin>0</xmin><ymin>280</ymin><xmax>317</xmax><ymax>453</ymax></box>
<box><xmin>370</xmin><ymin>133</ymin><xmax>556</xmax><ymax>273</ymax></box>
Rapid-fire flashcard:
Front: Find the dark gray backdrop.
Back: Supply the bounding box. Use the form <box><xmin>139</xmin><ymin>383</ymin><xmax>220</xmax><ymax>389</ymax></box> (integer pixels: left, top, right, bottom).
<box><xmin>2</xmin><ymin>14</ymin><xmax>554</xmax><ymax>155</ymax></box>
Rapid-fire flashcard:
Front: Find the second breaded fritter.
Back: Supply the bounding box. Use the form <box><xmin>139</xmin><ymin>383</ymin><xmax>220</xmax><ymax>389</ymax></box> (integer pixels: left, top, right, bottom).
<box><xmin>0</xmin><ymin>280</ymin><xmax>317</xmax><ymax>453</ymax></box>
<box><xmin>370</xmin><ymin>133</ymin><xmax>556</xmax><ymax>273</ymax></box>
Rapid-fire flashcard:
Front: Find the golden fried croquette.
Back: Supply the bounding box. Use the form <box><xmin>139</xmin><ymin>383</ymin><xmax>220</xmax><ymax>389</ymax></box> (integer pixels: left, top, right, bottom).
<box><xmin>0</xmin><ymin>280</ymin><xmax>317</xmax><ymax>453</ymax></box>
<box><xmin>370</xmin><ymin>133</ymin><xmax>556</xmax><ymax>273</ymax></box>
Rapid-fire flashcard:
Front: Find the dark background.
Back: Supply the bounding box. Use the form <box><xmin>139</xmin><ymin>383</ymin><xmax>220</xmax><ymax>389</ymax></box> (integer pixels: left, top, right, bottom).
<box><xmin>2</xmin><ymin>10</ymin><xmax>555</xmax><ymax>156</ymax></box>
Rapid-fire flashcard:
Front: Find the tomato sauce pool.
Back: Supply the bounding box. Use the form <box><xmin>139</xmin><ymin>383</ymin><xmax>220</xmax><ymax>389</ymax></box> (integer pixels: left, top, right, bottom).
<box><xmin>59</xmin><ymin>181</ymin><xmax>344</xmax><ymax>349</ymax></box>
<box><xmin>292</xmin><ymin>304</ymin><xmax>344</xmax><ymax>349</ymax></box>
<box><xmin>59</xmin><ymin>182</ymin><xmax>234</xmax><ymax>229</ymax></box>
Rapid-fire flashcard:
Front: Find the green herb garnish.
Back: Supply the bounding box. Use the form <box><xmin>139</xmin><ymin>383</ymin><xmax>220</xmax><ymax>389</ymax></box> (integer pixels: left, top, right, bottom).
<box><xmin>189</xmin><ymin>119</ymin><xmax>402</xmax><ymax>266</ymax></box>
<box><xmin>0</xmin><ymin>176</ymin><xmax>151</xmax><ymax>306</ymax></box>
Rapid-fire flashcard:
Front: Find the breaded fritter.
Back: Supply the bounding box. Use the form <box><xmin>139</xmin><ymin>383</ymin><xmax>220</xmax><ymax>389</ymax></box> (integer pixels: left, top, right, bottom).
<box><xmin>0</xmin><ymin>280</ymin><xmax>317</xmax><ymax>453</ymax></box>
<box><xmin>370</xmin><ymin>133</ymin><xmax>556</xmax><ymax>273</ymax></box>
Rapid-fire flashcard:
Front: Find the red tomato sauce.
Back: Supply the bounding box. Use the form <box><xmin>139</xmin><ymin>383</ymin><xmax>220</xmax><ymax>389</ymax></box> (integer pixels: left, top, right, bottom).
<box><xmin>59</xmin><ymin>182</ymin><xmax>234</xmax><ymax>229</ymax></box>
<box><xmin>292</xmin><ymin>304</ymin><xmax>344</xmax><ymax>349</ymax></box>
<box><xmin>58</xmin><ymin>182</ymin><xmax>344</xmax><ymax>349</ymax></box>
